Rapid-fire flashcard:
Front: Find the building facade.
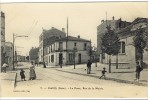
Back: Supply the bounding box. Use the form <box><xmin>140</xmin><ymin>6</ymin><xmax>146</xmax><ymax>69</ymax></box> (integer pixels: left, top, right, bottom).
<box><xmin>39</xmin><ymin>27</ymin><xmax>66</xmax><ymax>63</ymax></box>
<box><xmin>102</xmin><ymin>18</ymin><xmax>148</xmax><ymax>68</ymax></box>
<box><xmin>97</xmin><ymin>17</ymin><xmax>131</xmax><ymax>63</ymax></box>
<box><xmin>1</xmin><ymin>11</ymin><xmax>5</xmax><ymax>68</ymax></box>
<box><xmin>44</xmin><ymin>36</ymin><xmax>91</xmax><ymax>66</ymax></box>
<box><xmin>29</xmin><ymin>47</ymin><xmax>39</xmax><ymax>63</ymax></box>
<box><xmin>17</xmin><ymin>55</ymin><xmax>26</xmax><ymax>62</ymax></box>
<box><xmin>5</xmin><ymin>42</ymin><xmax>13</xmax><ymax>67</ymax></box>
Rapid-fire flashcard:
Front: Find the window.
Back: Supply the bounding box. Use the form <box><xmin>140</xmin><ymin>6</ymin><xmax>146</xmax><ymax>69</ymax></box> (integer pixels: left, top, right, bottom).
<box><xmin>1</xmin><ymin>31</ymin><xmax>3</xmax><ymax>35</ymax></box>
<box><xmin>49</xmin><ymin>56</ymin><xmax>50</xmax><ymax>63</ymax></box>
<box><xmin>119</xmin><ymin>41</ymin><xmax>126</xmax><ymax>54</ymax></box>
<box><xmin>69</xmin><ymin>53</ymin><xmax>73</xmax><ymax>62</ymax></box>
<box><xmin>84</xmin><ymin>43</ymin><xmax>87</xmax><ymax>50</ymax></box>
<box><xmin>59</xmin><ymin>42</ymin><xmax>63</xmax><ymax>50</ymax></box>
<box><xmin>74</xmin><ymin>42</ymin><xmax>77</xmax><ymax>46</ymax></box>
<box><xmin>51</xmin><ymin>45</ymin><xmax>52</xmax><ymax>52</ymax></box>
<box><xmin>102</xmin><ymin>52</ymin><xmax>105</xmax><ymax>59</ymax></box>
<box><xmin>54</xmin><ymin>44</ymin><xmax>55</xmax><ymax>51</ymax></box>
<box><xmin>49</xmin><ymin>47</ymin><xmax>50</xmax><ymax>53</ymax></box>
<box><xmin>51</xmin><ymin>55</ymin><xmax>54</xmax><ymax>63</ymax></box>
<box><xmin>122</xmin><ymin>42</ymin><xmax>125</xmax><ymax>53</ymax></box>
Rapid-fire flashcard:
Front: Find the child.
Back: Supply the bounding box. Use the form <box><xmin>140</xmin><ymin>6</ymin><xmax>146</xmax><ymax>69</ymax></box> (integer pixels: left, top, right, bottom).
<box><xmin>20</xmin><ymin>69</ymin><xmax>26</xmax><ymax>81</ymax></box>
<box><xmin>99</xmin><ymin>67</ymin><xmax>107</xmax><ymax>80</ymax></box>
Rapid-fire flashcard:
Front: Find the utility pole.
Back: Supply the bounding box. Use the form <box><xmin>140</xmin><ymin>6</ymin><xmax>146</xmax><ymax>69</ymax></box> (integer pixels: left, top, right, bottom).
<box><xmin>65</xmin><ymin>17</ymin><xmax>69</xmax><ymax>65</ymax></box>
<box><xmin>42</xmin><ymin>31</ymin><xmax>46</xmax><ymax>68</ymax></box>
<box><xmin>13</xmin><ymin>33</ymin><xmax>15</xmax><ymax>70</ymax></box>
<box><xmin>12</xmin><ymin>33</ymin><xmax>28</xmax><ymax>70</ymax></box>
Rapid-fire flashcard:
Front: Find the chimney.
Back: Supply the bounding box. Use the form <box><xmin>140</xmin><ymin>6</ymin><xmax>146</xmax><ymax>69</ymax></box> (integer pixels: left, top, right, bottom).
<box><xmin>101</xmin><ymin>20</ymin><xmax>104</xmax><ymax>23</ymax></box>
<box><xmin>119</xmin><ymin>17</ymin><xmax>122</xmax><ymax>21</ymax></box>
<box><xmin>62</xmin><ymin>28</ymin><xmax>65</xmax><ymax>33</ymax></box>
<box><xmin>112</xmin><ymin>16</ymin><xmax>115</xmax><ymax>20</ymax></box>
<box><xmin>78</xmin><ymin>35</ymin><xmax>80</xmax><ymax>38</ymax></box>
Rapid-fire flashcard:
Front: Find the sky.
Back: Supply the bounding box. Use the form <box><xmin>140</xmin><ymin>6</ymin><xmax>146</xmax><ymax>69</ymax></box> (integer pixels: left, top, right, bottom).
<box><xmin>1</xmin><ymin>2</ymin><xmax>148</xmax><ymax>56</ymax></box>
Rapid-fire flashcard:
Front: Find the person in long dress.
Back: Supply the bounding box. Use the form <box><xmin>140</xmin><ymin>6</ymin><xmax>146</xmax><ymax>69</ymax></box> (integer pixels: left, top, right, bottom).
<box><xmin>29</xmin><ymin>62</ymin><xmax>36</xmax><ymax>80</ymax></box>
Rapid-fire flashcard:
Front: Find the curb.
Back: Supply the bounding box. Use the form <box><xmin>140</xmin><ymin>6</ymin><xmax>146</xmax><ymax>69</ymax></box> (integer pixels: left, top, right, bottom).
<box><xmin>55</xmin><ymin>69</ymin><xmax>148</xmax><ymax>86</ymax></box>
<box><xmin>11</xmin><ymin>73</ymin><xmax>17</xmax><ymax>88</ymax></box>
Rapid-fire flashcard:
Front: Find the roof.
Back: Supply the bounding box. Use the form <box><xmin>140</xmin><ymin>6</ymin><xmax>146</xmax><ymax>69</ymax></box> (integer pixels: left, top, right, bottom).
<box><xmin>56</xmin><ymin>36</ymin><xmax>90</xmax><ymax>42</ymax></box>
<box><xmin>132</xmin><ymin>17</ymin><xmax>148</xmax><ymax>24</ymax></box>
<box><xmin>117</xmin><ymin>17</ymin><xmax>148</xmax><ymax>38</ymax></box>
<box><xmin>42</xmin><ymin>28</ymin><xmax>66</xmax><ymax>39</ymax></box>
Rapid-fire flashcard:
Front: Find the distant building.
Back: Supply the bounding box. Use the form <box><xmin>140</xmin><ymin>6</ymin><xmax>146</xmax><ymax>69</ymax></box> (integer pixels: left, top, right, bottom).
<box><xmin>17</xmin><ymin>55</ymin><xmax>26</xmax><ymax>62</ymax></box>
<box><xmin>97</xmin><ymin>17</ymin><xmax>131</xmax><ymax>62</ymax></box>
<box><xmin>103</xmin><ymin>17</ymin><xmax>148</xmax><ymax>68</ymax></box>
<box><xmin>44</xmin><ymin>35</ymin><xmax>91</xmax><ymax>66</ymax></box>
<box><xmin>5</xmin><ymin>42</ymin><xmax>13</xmax><ymax>67</ymax></box>
<box><xmin>29</xmin><ymin>47</ymin><xmax>39</xmax><ymax>63</ymax></box>
<box><xmin>39</xmin><ymin>27</ymin><xmax>66</xmax><ymax>63</ymax></box>
<box><xmin>1</xmin><ymin>11</ymin><xmax>5</xmax><ymax>67</ymax></box>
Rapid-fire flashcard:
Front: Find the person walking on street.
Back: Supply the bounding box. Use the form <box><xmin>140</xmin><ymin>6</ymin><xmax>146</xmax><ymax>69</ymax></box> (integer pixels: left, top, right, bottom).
<box><xmin>99</xmin><ymin>67</ymin><xmax>107</xmax><ymax>80</ymax></box>
<box><xmin>87</xmin><ymin>60</ymin><xmax>92</xmax><ymax>74</ymax></box>
<box><xmin>2</xmin><ymin>63</ymin><xmax>8</xmax><ymax>73</ymax></box>
<box><xmin>20</xmin><ymin>69</ymin><xmax>26</xmax><ymax>81</ymax></box>
<box><xmin>29</xmin><ymin>61</ymin><xmax>36</xmax><ymax>80</ymax></box>
<box><xmin>135</xmin><ymin>61</ymin><xmax>143</xmax><ymax>82</ymax></box>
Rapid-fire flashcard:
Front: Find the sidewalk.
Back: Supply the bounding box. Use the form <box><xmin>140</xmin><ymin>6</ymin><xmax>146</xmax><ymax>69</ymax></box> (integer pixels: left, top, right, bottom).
<box><xmin>0</xmin><ymin>70</ymin><xmax>17</xmax><ymax>89</ymax></box>
<box><xmin>45</xmin><ymin>63</ymin><xmax>148</xmax><ymax>86</ymax></box>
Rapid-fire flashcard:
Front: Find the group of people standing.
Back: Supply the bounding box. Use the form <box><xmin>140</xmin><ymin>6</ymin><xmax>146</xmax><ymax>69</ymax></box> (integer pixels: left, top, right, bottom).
<box><xmin>20</xmin><ymin>61</ymin><xmax>36</xmax><ymax>81</ymax></box>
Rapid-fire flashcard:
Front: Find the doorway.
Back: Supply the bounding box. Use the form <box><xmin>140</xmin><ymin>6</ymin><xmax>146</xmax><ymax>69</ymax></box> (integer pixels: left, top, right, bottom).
<box><xmin>59</xmin><ymin>53</ymin><xmax>63</xmax><ymax>65</ymax></box>
<box><xmin>78</xmin><ymin>53</ymin><xmax>81</xmax><ymax>64</ymax></box>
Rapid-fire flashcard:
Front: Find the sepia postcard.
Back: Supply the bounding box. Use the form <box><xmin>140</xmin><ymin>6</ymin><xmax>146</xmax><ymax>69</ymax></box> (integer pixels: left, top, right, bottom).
<box><xmin>0</xmin><ymin>1</ymin><xmax>148</xmax><ymax>99</ymax></box>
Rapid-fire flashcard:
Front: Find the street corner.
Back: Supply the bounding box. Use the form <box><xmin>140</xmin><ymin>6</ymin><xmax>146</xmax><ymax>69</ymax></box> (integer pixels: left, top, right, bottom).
<box><xmin>1</xmin><ymin>72</ymin><xmax>17</xmax><ymax>88</ymax></box>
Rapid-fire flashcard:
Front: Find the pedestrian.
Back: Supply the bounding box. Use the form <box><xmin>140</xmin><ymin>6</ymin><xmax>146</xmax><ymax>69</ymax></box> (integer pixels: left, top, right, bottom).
<box><xmin>99</xmin><ymin>67</ymin><xmax>107</xmax><ymax>80</ymax></box>
<box><xmin>135</xmin><ymin>61</ymin><xmax>143</xmax><ymax>82</ymax></box>
<box><xmin>2</xmin><ymin>63</ymin><xmax>8</xmax><ymax>73</ymax></box>
<box><xmin>29</xmin><ymin>61</ymin><xmax>36</xmax><ymax>80</ymax></box>
<box><xmin>20</xmin><ymin>69</ymin><xmax>26</xmax><ymax>81</ymax></box>
<box><xmin>87</xmin><ymin>60</ymin><xmax>92</xmax><ymax>74</ymax></box>
<box><xmin>43</xmin><ymin>62</ymin><xmax>46</xmax><ymax>68</ymax></box>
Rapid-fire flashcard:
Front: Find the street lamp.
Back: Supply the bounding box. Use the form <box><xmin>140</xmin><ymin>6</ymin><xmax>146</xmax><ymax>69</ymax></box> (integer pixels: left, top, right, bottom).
<box><xmin>73</xmin><ymin>46</ymin><xmax>77</xmax><ymax>69</ymax></box>
<box><xmin>13</xmin><ymin>33</ymin><xmax>28</xmax><ymax>70</ymax></box>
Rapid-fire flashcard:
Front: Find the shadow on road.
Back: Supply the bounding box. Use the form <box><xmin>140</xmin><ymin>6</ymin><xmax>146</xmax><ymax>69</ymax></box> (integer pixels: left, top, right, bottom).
<box><xmin>140</xmin><ymin>80</ymin><xmax>148</xmax><ymax>82</ymax></box>
<box><xmin>16</xmin><ymin>67</ymin><xmax>30</xmax><ymax>70</ymax></box>
<box><xmin>112</xmin><ymin>71</ymin><xmax>135</xmax><ymax>73</ymax></box>
<box><xmin>1</xmin><ymin>79</ymin><xmax>14</xmax><ymax>81</ymax></box>
<box><xmin>17</xmin><ymin>79</ymin><xmax>42</xmax><ymax>82</ymax></box>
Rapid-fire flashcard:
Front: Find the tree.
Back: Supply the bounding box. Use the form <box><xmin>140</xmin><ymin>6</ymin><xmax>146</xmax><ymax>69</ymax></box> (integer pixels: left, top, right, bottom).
<box><xmin>87</xmin><ymin>44</ymin><xmax>93</xmax><ymax>61</ymax></box>
<box><xmin>101</xmin><ymin>25</ymin><xmax>120</xmax><ymax>73</ymax></box>
<box><xmin>92</xmin><ymin>45</ymin><xmax>99</xmax><ymax>67</ymax></box>
<box><xmin>133</xmin><ymin>26</ymin><xmax>147</xmax><ymax>67</ymax></box>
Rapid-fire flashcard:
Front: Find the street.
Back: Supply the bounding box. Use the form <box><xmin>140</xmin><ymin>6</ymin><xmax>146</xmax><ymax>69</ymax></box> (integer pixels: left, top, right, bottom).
<box><xmin>1</xmin><ymin>2</ymin><xmax>148</xmax><ymax>98</ymax></box>
<box><xmin>11</xmin><ymin>62</ymin><xmax>148</xmax><ymax>98</ymax></box>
